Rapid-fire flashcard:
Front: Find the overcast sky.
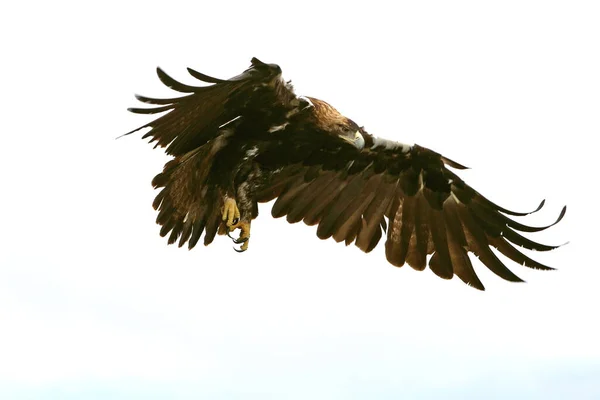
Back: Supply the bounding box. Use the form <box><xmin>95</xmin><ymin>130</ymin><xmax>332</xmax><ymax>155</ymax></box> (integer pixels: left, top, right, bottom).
<box><xmin>1</xmin><ymin>1</ymin><xmax>599</xmax><ymax>399</ymax></box>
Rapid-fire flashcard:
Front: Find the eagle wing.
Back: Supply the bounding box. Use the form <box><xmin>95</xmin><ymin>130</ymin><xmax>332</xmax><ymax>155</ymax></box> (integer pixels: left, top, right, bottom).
<box><xmin>125</xmin><ymin>57</ymin><xmax>295</xmax><ymax>156</ymax></box>
<box><xmin>255</xmin><ymin>139</ymin><xmax>565</xmax><ymax>290</ymax></box>
<box><xmin>127</xmin><ymin>58</ymin><xmax>297</xmax><ymax>247</ymax></box>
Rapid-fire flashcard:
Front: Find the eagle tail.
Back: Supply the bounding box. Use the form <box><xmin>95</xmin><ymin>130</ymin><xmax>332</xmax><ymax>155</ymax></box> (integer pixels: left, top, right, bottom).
<box><xmin>151</xmin><ymin>142</ymin><xmax>227</xmax><ymax>249</ymax></box>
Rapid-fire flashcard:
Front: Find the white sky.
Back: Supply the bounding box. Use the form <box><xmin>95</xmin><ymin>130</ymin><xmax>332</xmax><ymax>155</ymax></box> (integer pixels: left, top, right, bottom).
<box><xmin>1</xmin><ymin>1</ymin><xmax>599</xmax><ymax>398</ymax></box>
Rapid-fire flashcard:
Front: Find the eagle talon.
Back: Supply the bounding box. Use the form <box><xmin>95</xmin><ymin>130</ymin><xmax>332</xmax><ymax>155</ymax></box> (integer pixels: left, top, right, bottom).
<box><xmin>234</xmin><ymin>237</ymin><xmax>249</xmax><ymax>252</ymax></box>
<box><xmin>234</xmin><ymin>245</ymin><xmax>247</xmax><ymax>253</ymax></box>
<box><xmin>232</xmin><ymin>236</ymin><xmax>249</xmax><ymax>244</ymax></box>
<box><xmin>226</xmin><ymin>220</ymin><xmax>251</xmax><ymax>252</ymax></box>
<box><xmin>226</xmin><ymin>226</ymin><xmax>248</xmax><ymax>244</ymax></box>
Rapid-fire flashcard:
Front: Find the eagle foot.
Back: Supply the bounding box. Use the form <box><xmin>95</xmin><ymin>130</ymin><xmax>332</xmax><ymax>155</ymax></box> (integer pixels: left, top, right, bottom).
<box><xmin>222</xmin><ymin>198</ymin><xmax>240</xmax><ymax>228</ymax></box>
<box><xmin>227</xmin><ymin>221</ymin><xmax>251</xmax><ymax>253</ymax></box>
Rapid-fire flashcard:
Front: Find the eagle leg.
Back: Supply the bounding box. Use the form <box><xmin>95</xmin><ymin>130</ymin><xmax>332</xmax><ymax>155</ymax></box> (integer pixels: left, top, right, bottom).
<box><xmin>221</xmin><ymin>197</ymin><xmax>251</xmax><ymax>251</ymax></box>
<box><xmin>222</xmin><ymin>197</ymin><xmax>241</xmax><ymax>227</ymax></box>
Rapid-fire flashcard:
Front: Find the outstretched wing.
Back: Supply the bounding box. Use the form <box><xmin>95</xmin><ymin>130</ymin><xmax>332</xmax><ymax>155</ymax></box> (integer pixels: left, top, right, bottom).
<box><xmin>255</xmin><ymin>139</ymin><xmax>565</xmax><ymax>290</ymax></box>
<box><xmin>125</xmin><ymin>58</ymin><xmax>296</xmax><ymax>156</ymax></box>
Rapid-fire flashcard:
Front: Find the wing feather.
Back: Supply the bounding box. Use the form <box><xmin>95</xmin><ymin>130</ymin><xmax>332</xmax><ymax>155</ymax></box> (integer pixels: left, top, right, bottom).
<box><xmin>405</xmin><ymin>193</ymin><xmax>430</xmax><ymax>271</ymax></box>
<box><xmin>458</xmin><ymin>206</ymin><xmax>524</xmax><ymax>283</ymax></box>
<box><xmin>178</xmin><ymin>218</ymin><xmax>194</xmax><ymax>248</ymax></box>
<box><xmin>503</xmin><ymin>205</ymin><xmax>566</xmax><ymax>233</ymax></box>
<box><xmin>286</xmin><ymin>172</ymin><xmax>339</xmax><ymax>223</ymax></box>
<box><xmin>257</xmin><ymin>139</ymin><xmax>563</xmax><ymax>289</ymax></box>
<box><xmin>156</xmin><ymin>67</ymin><xmax>203</xmax><ymax>93</ymax></box>
<box><xmin>255</xmin><ymin>164</ymin><xmax>305</xmax><ymax>203</ymax></box>
<box><xmin>444</xmin><ymin>200</ymin><xmax>484</xmax><ymax>289</ymax></box>
<box><xmin>385</xmin><ymin>195</ymin><xmax>415</xmax><ymax>268</ymax></box>
<box><xmin>470</xmin><ymin>201</ymin><xmax>566</xmax><ymax>234</ymax></box>
<box><xmin>302</xmin><ymin>175</ymin><xmax>352</xmax><ymax>226</ymax></box>
<box><xmin>188</xmin><ymin>217</ymin><xmax>208</xmax><ymax>249</ymax></box>
<box><xmin>331</xmin><ymin>173</ymin><xmax>382</xmax><ymax>243</ymax></box>
<box><xmin>428</xmin><ymin>207</ymin><xmax>453</xmax><ymax>279</ymax></box>
<box><xmin>317</xmin><ymin>171</ymin><xmax>373</xmax><ymax>240</ymax></box>
<box><xmin>355</xmin><ymin>179</ymin><xmax>397</xmax><ymax>252</ymax></box>
<box><xmin>203</xmin><ymin>205</ymin><xmax>222</xmax><ymax>246</ymax></box>
<box><xmin>488</xmin><ymin>236</ymin><xmax>554</xmax><ymax>271</ymax></box>
<box><xmin>126</xmin><ymin>60</ymin><xmax>290</xmax><ymax>156</ymax></box>
<box><xmin>271</xmin><ymin>176</ymin><xmax>311</xmax><ymax>218</ymax></box>
<box><xmin>128</xmin><ymin>104</ymin><xmax>175</xmax><ymax>115</ymax></box>
<box><xmin>187</xmin><ymin>67</ymin><xmax>230</xmax><ymax>84</ymax></box>
<box><xmin>135</xmin><ymin>93</ymin><xmax>186</xmax><ymax>105</ymax></box>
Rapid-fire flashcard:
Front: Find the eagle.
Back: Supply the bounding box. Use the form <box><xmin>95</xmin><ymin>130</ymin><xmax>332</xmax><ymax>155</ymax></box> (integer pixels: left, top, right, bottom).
<box><xmin>125</xmin><ymin>57</ymin><xmax>565</xmax><ymax>290</ymax></box>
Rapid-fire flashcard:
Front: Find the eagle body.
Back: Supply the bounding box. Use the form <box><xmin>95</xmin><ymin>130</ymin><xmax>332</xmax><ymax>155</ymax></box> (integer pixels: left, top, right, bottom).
<box><xmin>126</xmin><ymin>58</ymin><xmax>565</xmax><ymax>290</ymax></box>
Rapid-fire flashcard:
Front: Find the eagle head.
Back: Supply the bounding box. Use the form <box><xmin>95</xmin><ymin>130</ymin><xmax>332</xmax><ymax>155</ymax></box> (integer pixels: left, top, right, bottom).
<box><xmin>337</xmin><ymin>120</ymin><xmax>365</xmax><ymax>150</ymax></box>
<box><xmin>308</xmin><ymin>97</ymin><xmax>365</xmax><ymax>150</ymax></box>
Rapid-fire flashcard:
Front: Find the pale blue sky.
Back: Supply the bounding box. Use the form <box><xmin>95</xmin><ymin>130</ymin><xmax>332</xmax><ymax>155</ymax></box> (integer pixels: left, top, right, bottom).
<box><xmin>1</xmin><ymin>0</ymin><xmax>598</xmax><ymax>398</ymax></box>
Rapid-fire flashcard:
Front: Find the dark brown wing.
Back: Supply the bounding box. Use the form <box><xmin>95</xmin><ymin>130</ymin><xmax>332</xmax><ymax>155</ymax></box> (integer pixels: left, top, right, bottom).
<box><xmin>255</xmin><ymin>141</ymin><xmax>565</xmax><ymax>290</ymax></box>
<box><xmin>150</xmin><ymin>135</ymin><xmax>230</xmax><ymax>249</ymax></box>
<box><xmin>125</xmin><ymin>58</ymin><xmax>294</xmax><ymax>156</ymax></box>
<box><xmin>128</xmin><ymin>58</ymin><xmax>299</xmax><ymax>247</ymax></box>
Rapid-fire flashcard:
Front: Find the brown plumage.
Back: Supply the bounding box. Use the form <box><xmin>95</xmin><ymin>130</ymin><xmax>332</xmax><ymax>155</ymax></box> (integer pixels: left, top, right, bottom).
<box><xmin>125</xmin><ymin>57</ymin><xmax>566</xmax><ymax>290</ymax></box>
<box><xmin>308</xmin><ymin>97</ymin><xmax>354</xmax><ymax>132</ymax></box>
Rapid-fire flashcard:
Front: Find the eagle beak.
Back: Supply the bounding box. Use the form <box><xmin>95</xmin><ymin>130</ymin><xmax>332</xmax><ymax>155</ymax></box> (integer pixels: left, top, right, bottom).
<box><xmin>340</xmin><ymin>131</ymin><xmax>365</xmax><ymax>150</ymax></box>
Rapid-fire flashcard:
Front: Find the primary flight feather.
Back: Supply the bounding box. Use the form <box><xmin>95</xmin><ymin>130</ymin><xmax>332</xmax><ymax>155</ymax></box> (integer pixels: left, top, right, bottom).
<box><xmin>125</xmin><ymin>57</ymin><xmax>565</xmax><ymax>290</ymax></box>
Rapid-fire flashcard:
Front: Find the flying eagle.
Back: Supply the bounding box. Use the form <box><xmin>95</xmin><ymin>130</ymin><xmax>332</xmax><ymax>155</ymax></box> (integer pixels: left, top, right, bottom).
<box><xmin>125</xmin><ymin>57</ymin><xmax>565</xmax><ymax>290</ymax></box>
